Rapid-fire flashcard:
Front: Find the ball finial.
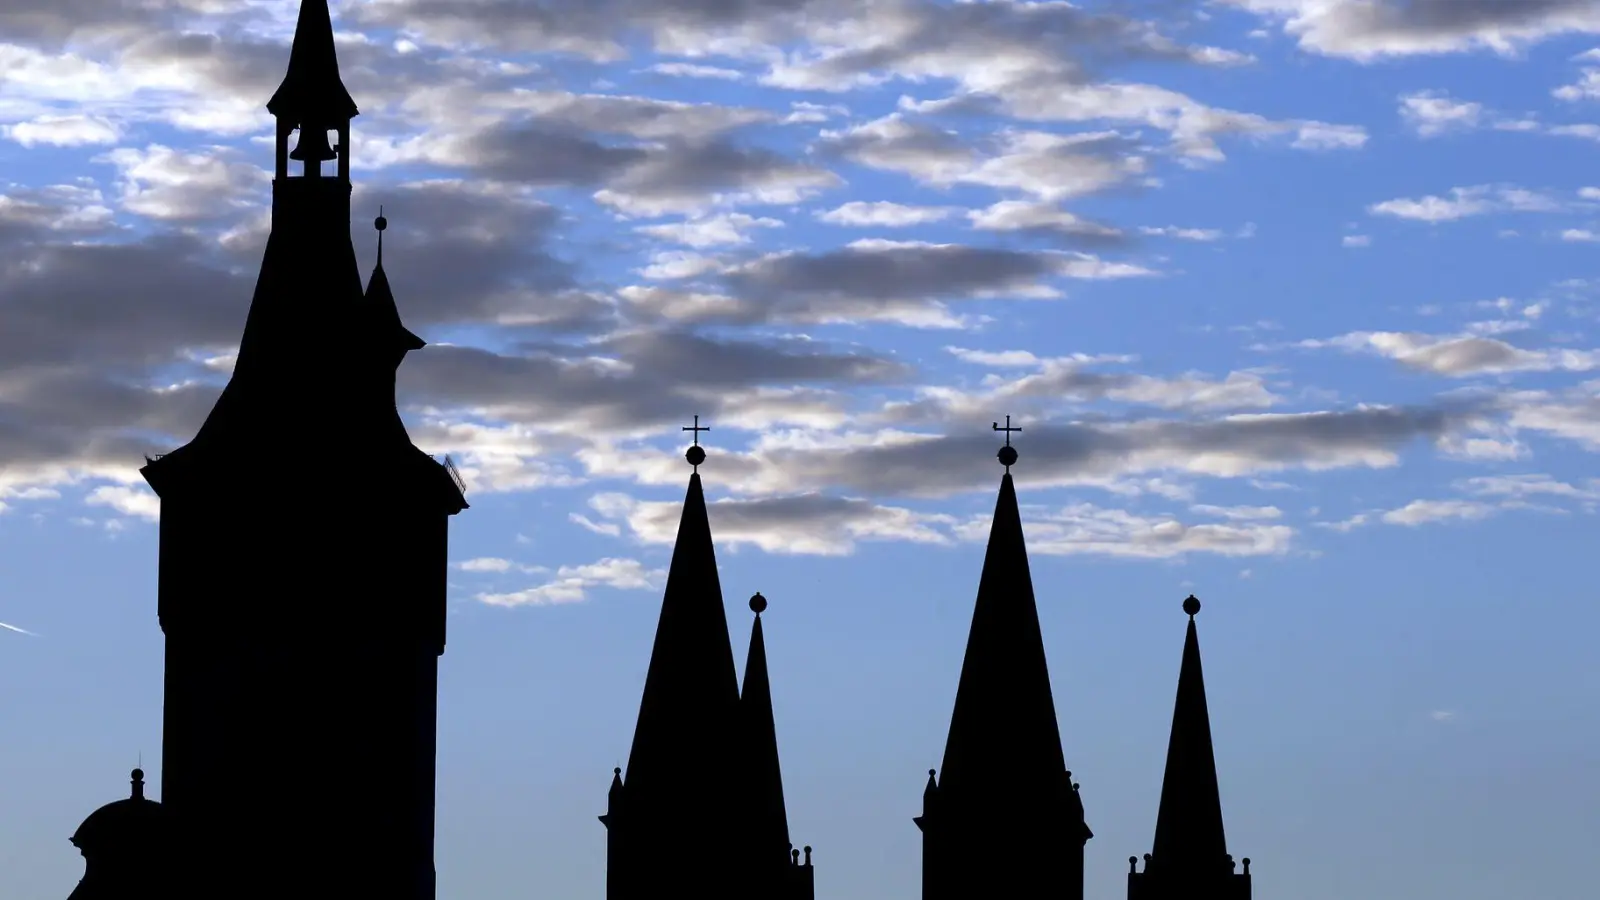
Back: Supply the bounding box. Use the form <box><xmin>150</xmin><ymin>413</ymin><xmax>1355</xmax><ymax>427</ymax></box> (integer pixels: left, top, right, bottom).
<box><xmin>375</xmin><ymin>208</ymin><xmax>388</xmax><ymax>233</ymax></box>
<box><xmin>1183</xmin><ymin>594</ymin><xmax>1201</xmax><ymax>617</ymax></box>
<box><xmin>749</xmin><ymin>592</ymin><xmax>768</xmax><ymax>614</ymax></box>
<box><xmin>613</xmin><ymin>767</ymin><xmax>622</xmax><ymax>776</ymax></box>
<box><xmin>997</xmin><ymin>445</ymin><xmax>1018</xmax><ymax>468</ymax></box>
<box><xmin>131</xmin><ymin>768</ymin><xmax>143</xmax><ymax>781</ymax></box>
<box><xmin>686</xmin><ymin>445</ymin><xmax>707</xmax><ymax>467</ymax></box>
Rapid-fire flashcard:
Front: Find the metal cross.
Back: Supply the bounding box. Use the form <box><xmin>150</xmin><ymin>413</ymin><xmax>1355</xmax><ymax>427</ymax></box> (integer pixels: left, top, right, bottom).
<box><xmin>992</xmin><ymin>415</ymin><xmax>1021</xmax><ymax>446</ymax></box>
<box><xmin>682</xmin><ymin>415</ymin><xmax>711</xmax><ymax>446</ymax></box>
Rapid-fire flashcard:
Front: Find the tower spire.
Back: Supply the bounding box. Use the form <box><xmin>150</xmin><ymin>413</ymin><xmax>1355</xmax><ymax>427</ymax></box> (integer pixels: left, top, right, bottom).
<box><xmin>1128</xmin><ymin>596</ymin><xmax>1252</xmax><ymax>900</ymax></box>
<box><xmin>603</xmin><ymin>421</ymin><xmax>742</xmax><ymax>899</ymax></box>
<box><xmin>267</xmin><ymin>0</ymin><xmax>359</xmax><ymax>124</ymax></box>
<box><xmin>739</xmin><ymin>592</ymin><xmax>790</xmax><ymax>862</ymax></box>
<box><xmin>917</xmin><ymin>421</ymin><xmax>1091</xmax><ymax>900</ymax></box>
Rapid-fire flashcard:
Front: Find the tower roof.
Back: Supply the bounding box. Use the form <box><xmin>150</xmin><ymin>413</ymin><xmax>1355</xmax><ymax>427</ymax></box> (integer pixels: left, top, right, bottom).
<box><xmin>1147</xmin><ymin>596</ymin><xmax>1230</xmax><ymax>874</ymax></box>
<box><xmin>71</xmin><ymin>769</ymin><xmax>166</xmax><ymax>855</ymax></box>
<box><xmin>366</xmin><ymin>213</ymin><xmax>426</xmax><ymax>356</ymax></box>
<box><xmin>267</xmin><ymin>0</ymin><xmax>359</xmax><ymax>123</ymax></box>
<box><xmin>937</xmin><ymin>470</ymin><xmax>1069</xmax><ymax>798</ymax></box>
<box><xmin>621</xmin><ymin>465</ymin><xmax>741</xmax><ymax>799</ymax></box>
<box><xmin>738</xmin><ymin>592</ymin><xmax>791</xmax><ymax>856</ymax></box>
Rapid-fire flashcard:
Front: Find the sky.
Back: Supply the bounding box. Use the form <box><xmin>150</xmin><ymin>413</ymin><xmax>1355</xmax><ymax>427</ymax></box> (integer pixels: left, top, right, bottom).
<box><xmin>2</xmin><ymin>0</ymin><xmax>1600</xmax><ymax>897</ymax></box>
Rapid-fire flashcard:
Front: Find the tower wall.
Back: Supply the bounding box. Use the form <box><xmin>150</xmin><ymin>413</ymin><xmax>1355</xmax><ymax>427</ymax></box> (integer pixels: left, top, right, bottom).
<box><xmin>155</xmin><ymin>475</ymin><xmax>453</xmax><ymax>900</ymax></box>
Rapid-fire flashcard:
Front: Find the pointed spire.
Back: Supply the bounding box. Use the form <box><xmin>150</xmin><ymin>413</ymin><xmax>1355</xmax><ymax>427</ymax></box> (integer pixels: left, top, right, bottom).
<box><xmin>366</xmin><ymin>209</ymin><xmax>426</xmax><ymax>357</ymax></box>
<box><xmin>267</xmin><ymin>0</ymin><xmax>359</xmax><ymax>123</ymax></box>
<box><xmin>620</xmin><ymin>426</ymin><xmax>740</xmax><ymax>799</ymax></box>
<box><xmin>739</xmin><ymin>592</ymin><xmax>792</xmax><ymax>863</ymax></box>
<box><xmin>937</xmin><ymin>467</ymin><xmax>1067</xmax><ymax>795</ymax></box>
<box><xmin>1147</xmin><ymin>595</ymin><xmax>1230</xmax><ymax>876</ymax></box>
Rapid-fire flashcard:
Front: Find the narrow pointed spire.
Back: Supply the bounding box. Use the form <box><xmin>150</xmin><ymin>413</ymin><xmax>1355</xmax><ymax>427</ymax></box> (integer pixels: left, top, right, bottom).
<box><xmin>938</xmin><ymin>470</ymin><xmax>1066</xmax><ymax>792</ymax></box>
<box><xmin>267</xmin><ymin>0</ymin><xmax>359</xmax><ymax>123</ymax></box>
<box><xmin>739</xmin><ymin>592</ymin><xmax>791</xmax><ymax>862</ymax></box>
<box><xmin>620</xmin><ymin>430</ymin><xmax>740</xmax><ymax>797</ymax></box>
<box><xmin>366</xmin><ymin>210</ymin><xmax>426</xmax><ymax>358</ymax></box>
<box><xmin>1147</xmin><ymin>595</ymin><xmax>1230</xmax><ymax>875</ymax></box>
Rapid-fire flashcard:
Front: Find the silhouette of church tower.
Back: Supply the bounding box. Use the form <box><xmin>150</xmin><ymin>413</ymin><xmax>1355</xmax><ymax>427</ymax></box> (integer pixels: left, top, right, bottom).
<box><xmin>916</xmin><ymin>420</ymin><xmax>1092</xmax><ymax>900</ymax></box>
<box><xmin>137</xmin><ymin>1</ymin><xmax>467</xmax><ymax>897</ymax></box>
<box><xmin>66</xmin><ymin>769</ymin><xmax>168</xmax><ymax>899</ymax></box>
<box><xmin>601</xmin><ymin>421</ymin><xmax>813</xmax><ymax>899</ymax></box>
<box><xmin>1127</xmin><ymin>596</ymin><xmax>1252</xmax><ymax>900</ymax></box>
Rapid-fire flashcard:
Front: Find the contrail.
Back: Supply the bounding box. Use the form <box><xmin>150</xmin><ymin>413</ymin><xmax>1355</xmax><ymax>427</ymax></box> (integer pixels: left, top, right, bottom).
<box><xmin>0</xmin><ymin>620</ymin><xmax>38</xmax><ymax>636</ymax></box>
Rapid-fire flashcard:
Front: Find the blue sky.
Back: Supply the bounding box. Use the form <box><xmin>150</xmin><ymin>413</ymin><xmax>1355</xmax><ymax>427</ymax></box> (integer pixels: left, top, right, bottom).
<box><xmin>3</xmin><ymin>0</ymin><xmax>1600</xmax><ymax>897</ymax></box>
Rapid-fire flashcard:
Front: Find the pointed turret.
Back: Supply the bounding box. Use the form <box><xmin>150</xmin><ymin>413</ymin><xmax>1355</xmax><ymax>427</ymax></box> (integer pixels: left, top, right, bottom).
<box><xmin>603</xmin><ymin>422</ymin><xmax>742</xmax><ymax>900</ymax></box>
<box><xmin>736</xmin><ymin>593</ymin><xmax>815</xmax><ymax>900</ymax></box>
<box><xmin>917</xmin><ymin>418</ymin><xmax>1091</xmax><ymax>900</ymax></box>
<box><xmin>267</xmin><ymin>0</ymin><xmax>358</xmax><ymax>125</ymax></box>
<box><xmin>1127</xmin><ymin>596</ymin><xmax>1252</xmax><ymax>900</ymax></box>
<box><xmin>366</xmin><ymin>210</ymin><xmax>427</xmax><ymax>367</ymax></box>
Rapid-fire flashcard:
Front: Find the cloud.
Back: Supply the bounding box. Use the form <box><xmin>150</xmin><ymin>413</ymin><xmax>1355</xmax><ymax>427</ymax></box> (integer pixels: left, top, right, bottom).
<box><xmin>1368</xmin><ymin>185</ymin><xmax>1561</xmax><ymax>222</ymax></box>
<box><xmin>954</xmin><ymin>503</ymin><xmax>1294</xmax><ymax>558</ymax></box>
<box><xmin>1398</xmin><ymin>90</ymin><xmax>1485</xmax><ymax>136</ymax></box>
<box><xmin>587</xmin><ymin>491</ymin><xmax>954</xmax><ymax>555</ymax></box>
<box><xmin>816</xmin><ymin>201</ymin><xmax>956</xmax><ymax>227</ymax></box>
<box><xmin>2</xmin><ymin>114</ymin><xmax>120</xmax><ymax>147</ymax></box>
<box><xmin>1226</xmin><ymin>0</ymin><xmax>1600</xmax><ymax>60</ymax></box>
<box><xmin>1343</xmin><ymin>234</ymin><xmax>1371</xmax><ymax>247</ymax></box>
<box><xmin>1381</xmin><ymin>499</ymin><xmax>1498</xmax><ymax>526</ymax></box>
<box><xmin>1298</xmin><ymin>330</ymin><xmax>1600</xmax><ymax>377</ymax></box>
<box><xmin>476</xmin><ymin>558</ymin><xmax>665</xmax><ymax>607</ymax></box>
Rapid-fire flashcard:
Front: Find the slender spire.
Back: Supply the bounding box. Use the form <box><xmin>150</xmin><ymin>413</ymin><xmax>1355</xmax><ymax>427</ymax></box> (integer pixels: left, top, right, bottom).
<box><xmin>620</xmin><ymin>425</ymin><xmax>740</xmax><ymax>797</ymax></box>
<box><xmin>1147</xmin><ymin>595</ymin><xmax>1230</xmax><ymax>876</ymax></box>
<box><xmin>739</xmin><ymin>592</ymin><xmax>791</xmax><ymax>862</ymax></box>
<box><xmin>937</xmin><ymin>458</ymin><xmax>1067</xmax><ymax>796</ymax></box>
<box><xmin>267</xmin><ymin>0</ymin><xmax>359</xmax><ymax>123</ymax></box>
<box><xmin>366</xmin><ymin>209</ymin><xmax>426</xmax><ymax>358</ymax></box>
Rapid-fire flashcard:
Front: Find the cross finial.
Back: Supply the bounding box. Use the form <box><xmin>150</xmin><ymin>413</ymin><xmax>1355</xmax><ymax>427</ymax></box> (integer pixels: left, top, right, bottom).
<box><xmin>682</xmin><ymin>415</ymin><xmax>710</xmax><ymax>469</ymax></box>
<box><xmin>993</xmin><ymin>415</ymin><xmax>1021</xmax><ymax>469</ymax></box>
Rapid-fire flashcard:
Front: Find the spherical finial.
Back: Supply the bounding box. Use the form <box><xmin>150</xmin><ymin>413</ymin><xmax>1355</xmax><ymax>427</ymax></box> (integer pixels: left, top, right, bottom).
<box><xmin>928</xmin><ymin>768</ymin><xmax>937</xmax><ymax>777</ymax></box>
<box><xmin>1183</xmin><ymin>594</ymin><xmax>1201</xmax><ymax>617</ymax></box>
<box><xmin>613</xmin><ymin>767</ymin><xmax>622</xmax><ymax>776</ymax></box>
<box><xmin>686</xmin><ymin>445</ymin><xmax>707</xmax><ymax>467</ymax></box>
<box><xmin>131</xmin><ymin>768</ymin><xmax>143</xmax><ymax>782</ymax></box>
<box><xmin>375</xmin><ymin>214</ymin><xmax>388</xmax><ymax>233</ymax></box>
<box><xmin>997</xmin><ymin>445</ymin><xmax>1019</xmax><ymax>468</ymax></box>
<box><xmin>749</xmin><ymin>592</ymin><xmax>768</xmax><ymax>614</ymax></box>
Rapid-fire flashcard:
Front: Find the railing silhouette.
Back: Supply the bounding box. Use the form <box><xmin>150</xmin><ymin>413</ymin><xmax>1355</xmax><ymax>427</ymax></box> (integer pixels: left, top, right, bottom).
<box><xmin>441</xmin><ymin>454</ymin><xmax>467</xmax><ymax>495</ymax></box>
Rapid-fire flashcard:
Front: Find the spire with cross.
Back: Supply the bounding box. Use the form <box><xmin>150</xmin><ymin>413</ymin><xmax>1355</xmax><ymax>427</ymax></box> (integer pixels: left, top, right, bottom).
<box><xmin>993</xmin><ymin>415</ymin><xmax>1021</xmax><ymax>470</ymax></box>
<box><xmin>683</xmin><ymin>415</ymin><xmax>711</xmax><ymax>469</ymax></box>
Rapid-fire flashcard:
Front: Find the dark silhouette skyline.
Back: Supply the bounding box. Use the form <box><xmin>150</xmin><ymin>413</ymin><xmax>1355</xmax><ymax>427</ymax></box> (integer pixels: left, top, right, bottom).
<box><xmin>55</xmin><ymin>4</ymin><xmax>1257</xmax><ymax>899</ymax></box>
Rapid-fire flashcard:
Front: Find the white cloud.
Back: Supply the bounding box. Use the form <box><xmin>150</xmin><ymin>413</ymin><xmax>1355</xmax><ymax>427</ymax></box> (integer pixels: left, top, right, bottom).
<box><xmin>1368</xmin><ymin>185</ymin><xmax>1561</xmax><ymax>222</ymax></box>
<box><xmin>954</xmin><ymin>503</ymin><xmax>1294</xmax><ymax>558</ymax></box>
<box><xmin>1399</xmin><ymin>90</ymin><xmax>1484</xmax><ymax>136</ymax></box>
<box><xmin>1300</xmin><ymin>330</ymin><xmax>1600</xmax><ymax>377</ymax></box>
<box><xmin>477</xmin><ymin>558</ymin><xmax>664</xmax><ymax>607</ymax></box>
<box><xmin>1343</xmin><ymin>234</ymin><xmax>1371</xmax><ymax>247</ymax></box>
<box><xmin>85</xmin><ymin>485</ymin><xmax>160</xmax><ymax>521</ymax></box>
<box><xmin>1381</xmin><ymin>499</ymin><xmax>1497</xmax><ymax>526</ymax></box>
<box><xmin>816</xmin><ymin>201</ymin><xmax>955</xmax><ymax>227</ymax></box>
<box><xmin>2</xmin><ymin>114</ymin><xmax>120</xmax><ymax>147</ymax></box>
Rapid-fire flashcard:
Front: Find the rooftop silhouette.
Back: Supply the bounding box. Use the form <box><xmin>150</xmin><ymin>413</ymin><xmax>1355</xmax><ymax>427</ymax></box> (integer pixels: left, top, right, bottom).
<box><xmin>56</xmin><ymin>7</ymin><xmax>1271</xmax><ymax>899</ymax></box>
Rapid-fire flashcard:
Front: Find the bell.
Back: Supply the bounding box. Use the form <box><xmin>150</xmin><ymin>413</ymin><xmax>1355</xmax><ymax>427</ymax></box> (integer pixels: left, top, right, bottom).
<box><xmin>289</xmin><ymin>126</ymin><xmax>338</xmax><ymax>162</ymax></box>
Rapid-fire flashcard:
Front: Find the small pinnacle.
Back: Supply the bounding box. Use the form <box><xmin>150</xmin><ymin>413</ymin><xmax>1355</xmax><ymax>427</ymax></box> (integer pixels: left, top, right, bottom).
<box><xmin>749</xmin><ymin>592</ymin><xmax>768</xmax><ymax>615</ymax></box>
<box><xmin>1183</xmin><ymin>594</ymin><xmax>1201</xmax><ymax>617</ymax></box>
